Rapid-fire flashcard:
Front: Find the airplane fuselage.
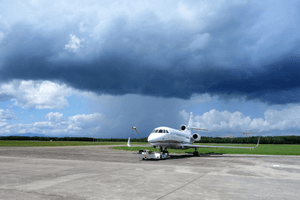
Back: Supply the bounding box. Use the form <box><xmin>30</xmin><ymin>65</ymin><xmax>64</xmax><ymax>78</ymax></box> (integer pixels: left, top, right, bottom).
<box><xmin>147</xmin><ymin>126</ymin><xmax>193</xmax><ymax>149</ymax></box>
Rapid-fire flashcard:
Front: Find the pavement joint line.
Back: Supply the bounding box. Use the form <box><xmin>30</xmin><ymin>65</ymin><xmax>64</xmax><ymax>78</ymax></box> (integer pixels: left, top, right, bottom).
<box><xmin>157</xmin><ymin>173</ymin><xmax>207</xmax><ymax>200</ymax></box>
<box><xmin>0</xmin><ymin>188</ymin><xmax>85</xmax><ymax>200</ymax></box>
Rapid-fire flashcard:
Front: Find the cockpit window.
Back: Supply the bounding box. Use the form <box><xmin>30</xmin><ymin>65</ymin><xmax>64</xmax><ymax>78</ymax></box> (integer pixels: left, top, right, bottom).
<box><xmin>153</xmin><ymin>129</ymin><xmax>169</xmax><ymax>133</ymax></box>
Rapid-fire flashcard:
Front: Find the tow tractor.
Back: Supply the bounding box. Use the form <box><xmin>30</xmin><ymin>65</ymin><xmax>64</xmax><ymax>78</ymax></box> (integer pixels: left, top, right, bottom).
<box><xmin>137</xmin><ymin>150</ymin><xmax>169</xmax><ymax>160</ymax></box>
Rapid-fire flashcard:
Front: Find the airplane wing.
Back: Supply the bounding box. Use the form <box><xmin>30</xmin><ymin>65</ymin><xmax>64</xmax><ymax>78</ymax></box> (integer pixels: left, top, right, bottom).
<box><xmin>192</xmin><ymin>128</ymin><xmax>210</xmax><ymax>131</ymax></box>
<box><xmin>127</xmin><ymin>137</ymin><xmax>152</xmax><ymax>147</ymax></box>
<box><xmin>127</xmin><ymin>136</ymin><xmax>260</xmax><ymax>149</ymax></box>
<box><xmin>181</xmin><ymin>137</ymin><xmax>260</xmax><ymax>149</ymax></box>
<box><xmin>190</xmin><ymin>127</ymin><xmax>212</xmax><ymax>131</ymax></box>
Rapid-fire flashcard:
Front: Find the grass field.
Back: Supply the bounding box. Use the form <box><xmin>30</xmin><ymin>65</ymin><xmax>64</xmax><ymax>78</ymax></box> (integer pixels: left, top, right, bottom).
<box><xmin>112</xmin><ymin>143</ymin><xmax>300</xmax><ymax>156</ymax></box>
<box><xmin>1</xmin><ymin>141</ymin><xmax>299</xmax><ymax>155</ymax></box>
<box><xmin>0</xmin><ymin>141</ymin><xmax>144</xmax><ymax>147</ymax></box>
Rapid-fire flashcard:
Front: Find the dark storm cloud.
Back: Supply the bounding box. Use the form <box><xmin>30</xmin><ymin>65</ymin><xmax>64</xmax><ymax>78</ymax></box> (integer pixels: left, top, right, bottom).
<box><xmin>1</xmin><ymin>0</ymin><xmax>300</xmax><ymax>104</ymax></box>
<box><xmin>208</xmin><ymin>56</ymin><xmax>300</xmax><ymax>104</ymax></box>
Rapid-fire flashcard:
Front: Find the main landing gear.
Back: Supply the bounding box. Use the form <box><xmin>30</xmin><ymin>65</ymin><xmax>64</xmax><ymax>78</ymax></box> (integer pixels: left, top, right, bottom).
<box><xmin>193</xmin><ymin>148</ymin><xmax>200</xmax><ymax>156</ymax></box>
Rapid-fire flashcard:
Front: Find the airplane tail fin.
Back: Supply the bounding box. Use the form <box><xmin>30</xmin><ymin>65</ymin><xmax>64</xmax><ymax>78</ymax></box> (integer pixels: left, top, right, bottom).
<box><xmin>187</xmin><ymin>112</ymin><xmax>193</xmax><ymax>129</ymax></box>
<box><xmin>132</xmin><ymin>126</ymin><xmax>139</xmax><ymax>134</ymax></box>
<box><xmin>188</xmin><ymin>112</ymin><xmax>214</xmax><ymax>131</ymax></box>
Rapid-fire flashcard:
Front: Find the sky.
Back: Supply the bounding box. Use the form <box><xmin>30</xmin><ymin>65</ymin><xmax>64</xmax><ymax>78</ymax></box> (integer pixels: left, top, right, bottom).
<box><xmin>1</xmin><ymin>0</ymin><xmax>300</xmax><ymax>138</ymax></box>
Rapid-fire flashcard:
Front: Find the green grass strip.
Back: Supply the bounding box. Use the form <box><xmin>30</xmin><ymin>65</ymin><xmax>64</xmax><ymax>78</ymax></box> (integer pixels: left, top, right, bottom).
<box><xmin>0</xmin><ymin>141</ymin><xmax>144</xmax><ymax>147</ymax></box>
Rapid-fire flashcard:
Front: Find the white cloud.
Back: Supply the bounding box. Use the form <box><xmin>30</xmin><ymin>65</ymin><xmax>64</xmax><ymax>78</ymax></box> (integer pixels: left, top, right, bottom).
<box><xmin>65</xmin><ymin>34</ymin><xmax>84</xmax><ymax>52</ymax></box>
<box><xmin>0</xmin><ymin>109</ymin><xmax>15</xmax><ymax>122</ymax></box>
<box><xmin>68</xmin><ymin>113</ymin><xmax>102</xmax><ymax>127</ymax></box>
<box><xmin>67</xmin><ymin>113</ymin><xmax>102</xmax><ymax>134</ymax></box>
<box><xmin>187</xmin><ymin>109</ymin><xmax>253</xmax><ymax>131</ymax></box>
<box><xmin>263</xmin><ymin>106</ymin><xmax>300</xmax><ymax>130</ymax></box>
<box><xmin>33</xmin><ymin>121</ymin><xmax>54</xmax><ymax>129</ymax></box>
<box><xmin>183</xmin><ymin>105</ymin><xmax>300</xmax><ymax>133</ymax></box>
<box><xmin>0</xmin><ymin>122</ymin><xmax>8</xmax><ymax>128</ymax></box>
<box><xmin>45</xmin><ymin>112</ymin><xmax>65</xmax><ymax>123</ymax></box>
<box><xmin>0</xmin><ymin>109</ymin><xmax>16</xmax><ymax>128</ymax></box>
<box><xmin>0</xmin><ymin>80</ymin><xmax>73</xmax><ymax>109</ymax></box>
<box><xmin>0</xmin><ymin>111</ymin><xmax>103</xmax><ymax>136</ymax></box>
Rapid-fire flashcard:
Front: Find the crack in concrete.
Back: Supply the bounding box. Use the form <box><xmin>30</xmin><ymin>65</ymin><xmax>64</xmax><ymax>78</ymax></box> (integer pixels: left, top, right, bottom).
<box><xmin>157</xmin><ymin>174</ymin><xmax>206</xmax><ymax>200</ymax></box>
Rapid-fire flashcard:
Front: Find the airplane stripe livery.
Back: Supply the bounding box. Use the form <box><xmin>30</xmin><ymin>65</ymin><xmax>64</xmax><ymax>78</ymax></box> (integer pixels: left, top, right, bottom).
<box><xmin>127</xmin><ymin>112</ymin><xmax>260</xmax><ymax>158</ymax></box>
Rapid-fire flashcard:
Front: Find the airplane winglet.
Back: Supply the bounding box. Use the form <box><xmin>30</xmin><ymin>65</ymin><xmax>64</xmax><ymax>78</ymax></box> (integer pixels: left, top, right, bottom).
<box><xmin>255</xmin><ymin>136</ymin><xmax>260</xmax><ymax>148</ymax></box>
<box><xmin>127</xmin><ymin>137</ymin><xmax>131</xmax><ymax>147</ymax></box>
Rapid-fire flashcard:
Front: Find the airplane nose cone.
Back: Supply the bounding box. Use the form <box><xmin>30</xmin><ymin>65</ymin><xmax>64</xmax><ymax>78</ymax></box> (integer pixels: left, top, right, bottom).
<box><xmin>148</xmin><ymin>134</ymin><xmax>154</xmax><ymax>143</ymax></box>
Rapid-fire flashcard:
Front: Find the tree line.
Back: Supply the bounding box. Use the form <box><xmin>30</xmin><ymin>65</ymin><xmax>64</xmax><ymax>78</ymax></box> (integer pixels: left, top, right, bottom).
<box><xmin>196</xmin><ymin>136</ymin><xmax>300</xmax><ymax>144</ymax></box>
<box><xmin>0</xmin><ymin>135</ymin><xmax>299</xmax><ymax>144</ymax></box>
<box><xmin>0</xmin><ymin>136</ymin><xmax>148</xmax><ymax>142</ymax></box>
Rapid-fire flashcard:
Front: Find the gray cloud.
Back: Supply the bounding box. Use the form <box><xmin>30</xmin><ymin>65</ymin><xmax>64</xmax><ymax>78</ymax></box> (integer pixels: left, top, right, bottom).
<box><xmin>87</xmin><ymin>94</ymin><xmax>186</xmax><ymax>138</ymax></box>
<box><xmin>1</xmin><ymin>0</ymin><xmax>300</xmax><ymax>104</ymax></box>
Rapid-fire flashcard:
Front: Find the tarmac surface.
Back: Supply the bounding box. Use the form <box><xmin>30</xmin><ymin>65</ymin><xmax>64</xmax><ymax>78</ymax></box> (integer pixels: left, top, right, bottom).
<box><xmin>0</xmin><ymin>145</ymin><xmax>299</xmax><ymax>200</ymax></box>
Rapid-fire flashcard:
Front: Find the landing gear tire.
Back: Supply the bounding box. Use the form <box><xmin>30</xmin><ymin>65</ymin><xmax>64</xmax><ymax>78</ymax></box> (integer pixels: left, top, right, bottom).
<box><xmin>193</xmin><ymin>151</ymin><xmax>199</xmax><ymax>156</ymax></box>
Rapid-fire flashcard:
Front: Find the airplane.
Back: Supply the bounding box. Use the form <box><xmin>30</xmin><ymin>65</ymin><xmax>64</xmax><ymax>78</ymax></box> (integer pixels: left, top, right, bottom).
<box><xmin>127</xmin><ymin>112</ymin><xmax>260</xmax><ymax>156</ymax></box>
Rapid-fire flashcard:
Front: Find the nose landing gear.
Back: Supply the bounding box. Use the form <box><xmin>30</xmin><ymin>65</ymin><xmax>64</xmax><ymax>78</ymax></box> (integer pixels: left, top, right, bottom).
<box><xmin>158</xmin><ymin>146</ymin><xmax>169</xmax><ymax>154</ymax></box>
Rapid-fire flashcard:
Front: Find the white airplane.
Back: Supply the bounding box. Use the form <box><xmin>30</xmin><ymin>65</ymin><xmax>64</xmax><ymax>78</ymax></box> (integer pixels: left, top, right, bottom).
<box><xmin>127</xmin><ymin>112</ymin><xmax>260</xmax><ymax>156</ymax></box>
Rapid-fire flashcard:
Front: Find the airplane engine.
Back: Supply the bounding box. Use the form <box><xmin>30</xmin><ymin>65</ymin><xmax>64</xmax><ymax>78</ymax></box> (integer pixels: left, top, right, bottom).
<box><xmin>180</xmin><ymin>124</ymin><xmax>187</xmax><ymax>131</ymax></box>
<box><xmin>192</xmin><ymin>133</ymin><xmax>201</xmax><ymax>141</ymax></box>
